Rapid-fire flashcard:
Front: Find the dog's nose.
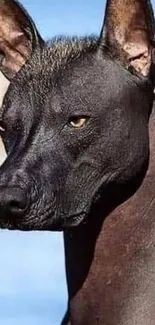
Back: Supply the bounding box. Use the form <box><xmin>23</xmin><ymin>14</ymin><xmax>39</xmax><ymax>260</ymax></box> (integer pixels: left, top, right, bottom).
<box><xmin>0</xmin><ymin>186</ymin><xmax>28</xmax><ymax>216</ymax></box>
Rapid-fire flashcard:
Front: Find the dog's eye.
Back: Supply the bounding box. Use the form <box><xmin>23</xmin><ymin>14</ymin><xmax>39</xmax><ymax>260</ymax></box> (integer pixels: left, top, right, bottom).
<box><xmin>68</xmin><ymin>116</ymin><xmax>89</xmax><ymax>128</ymax></box>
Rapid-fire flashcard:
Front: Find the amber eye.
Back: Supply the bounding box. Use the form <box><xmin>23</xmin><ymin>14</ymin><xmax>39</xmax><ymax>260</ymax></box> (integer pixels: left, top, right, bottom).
<box><xmin>68</xmin><ymin>116</ymin><xmax>89</xmax><ymax>128</ymax></box>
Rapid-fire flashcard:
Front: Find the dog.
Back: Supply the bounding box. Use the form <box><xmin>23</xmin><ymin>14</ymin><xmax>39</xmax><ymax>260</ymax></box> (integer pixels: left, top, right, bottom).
<box><xmin>0</xmin><ymin>1</ymin><xmax>155</xmax><ymax>324</ymax></box>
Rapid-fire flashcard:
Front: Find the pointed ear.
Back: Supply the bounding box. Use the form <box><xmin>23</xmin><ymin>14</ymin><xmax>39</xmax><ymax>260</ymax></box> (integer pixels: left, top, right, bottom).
<box><xmin>0</xmin><ymin>0</ymin><xmax>45</xmax><ymax>80</ymax></box>
<box><xmin>100</xmin><ymin>0</ymin><xmax>155</xmax><ymax>77</ymax></box>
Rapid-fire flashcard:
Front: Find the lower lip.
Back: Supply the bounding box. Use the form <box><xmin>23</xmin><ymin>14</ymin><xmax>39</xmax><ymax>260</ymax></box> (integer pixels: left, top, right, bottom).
<box><xmin>40</xmin><ymin>212</ymin><xmax>86</xmax><ymax>231</ymax></box>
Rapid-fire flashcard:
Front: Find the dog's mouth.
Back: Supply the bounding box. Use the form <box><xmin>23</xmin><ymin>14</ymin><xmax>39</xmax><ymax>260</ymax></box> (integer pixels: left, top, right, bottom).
<box><xmin>0</xmin><ymin>210</ymin><xmax>87</xmax><ymax>231</ymax></box>
<box><xmin>43</xmin><ymin>211</ymin><xmax>87</xmax><ymax>231</ymax></box>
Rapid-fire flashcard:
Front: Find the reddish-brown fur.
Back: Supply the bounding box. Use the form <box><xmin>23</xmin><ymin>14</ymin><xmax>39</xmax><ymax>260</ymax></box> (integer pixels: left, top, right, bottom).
<box><xmin>64</xmin><ymin>105</ymin><xmax>155</xmax><ymax>325</ymax></box>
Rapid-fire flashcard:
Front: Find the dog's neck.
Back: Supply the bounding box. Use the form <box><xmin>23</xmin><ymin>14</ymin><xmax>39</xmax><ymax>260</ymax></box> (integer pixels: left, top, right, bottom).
<box><xmin>64</xmin><ymin>105</ymin><xmax>155</xmax><ymax>325</ymax></box>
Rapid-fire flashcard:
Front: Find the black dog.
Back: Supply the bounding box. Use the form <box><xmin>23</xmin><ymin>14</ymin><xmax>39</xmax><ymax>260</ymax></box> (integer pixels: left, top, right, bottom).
<box><xmin>0</xmin><ymin>0</ymin><xmax>154</xmax><ymax>231</ymax></box>
<box><xmin>0</xmin><ymin>1</ymin><xmax>155</xmax><ymax>323</ymax></box>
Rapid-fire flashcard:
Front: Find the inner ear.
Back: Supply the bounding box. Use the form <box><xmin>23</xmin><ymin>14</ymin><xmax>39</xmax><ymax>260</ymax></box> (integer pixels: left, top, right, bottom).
<box><xmin>0</xmin><ymin>0</ymin><xmax>45</xmax><ymax>80</ymax></box>
<box><xmin>100</xmin><ymin>0</ymin><xmax>155</xmax><ymax>77</ymax></box>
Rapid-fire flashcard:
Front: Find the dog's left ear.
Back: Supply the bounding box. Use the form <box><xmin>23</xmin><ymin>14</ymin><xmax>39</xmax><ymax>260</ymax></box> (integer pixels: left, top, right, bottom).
<box><xmin>100</xmin><ymin>0</ymin><xmax>155</xmax><ymax>77</ymax></box>
<box><xmin>0</xmin><ymin>0</ymin><xmax>45</xmax><ymax>80</ymax></box>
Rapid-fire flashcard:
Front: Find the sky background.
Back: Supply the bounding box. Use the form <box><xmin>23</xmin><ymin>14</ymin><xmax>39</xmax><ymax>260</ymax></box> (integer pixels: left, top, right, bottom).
<box><xmin>0</xmin><ymin>0</ymin><xmax>155</xmax><ymax>325</ymax></box>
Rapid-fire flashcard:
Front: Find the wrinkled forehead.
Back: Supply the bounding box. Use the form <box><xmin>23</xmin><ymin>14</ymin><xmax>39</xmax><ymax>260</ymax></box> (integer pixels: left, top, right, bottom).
<box><xmin>2</xmin><ymin>36</ymin><xmax>146</xmax><ymax>121</ymax></box>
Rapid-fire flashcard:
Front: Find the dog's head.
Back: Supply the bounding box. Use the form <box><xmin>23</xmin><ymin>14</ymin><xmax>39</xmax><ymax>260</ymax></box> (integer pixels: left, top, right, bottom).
<box><xmin>0</xmin><ymin>0</ymin><xmax>154</xmax><ymax>230</ymax></box>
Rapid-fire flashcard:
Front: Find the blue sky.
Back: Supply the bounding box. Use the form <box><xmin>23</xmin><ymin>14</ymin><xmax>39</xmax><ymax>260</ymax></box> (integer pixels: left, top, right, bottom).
<box><xmin>1</xmin><ymin>1</ymin><xmax>155</xmax><ymax>325</ymax></box>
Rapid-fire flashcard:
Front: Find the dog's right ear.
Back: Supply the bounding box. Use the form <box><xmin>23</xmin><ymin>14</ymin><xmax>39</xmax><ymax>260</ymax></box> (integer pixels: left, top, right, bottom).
<box><xmin>0</xmin><ymin>0</ymin><xmax>45</xmax><ymax>80</ymax></box>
